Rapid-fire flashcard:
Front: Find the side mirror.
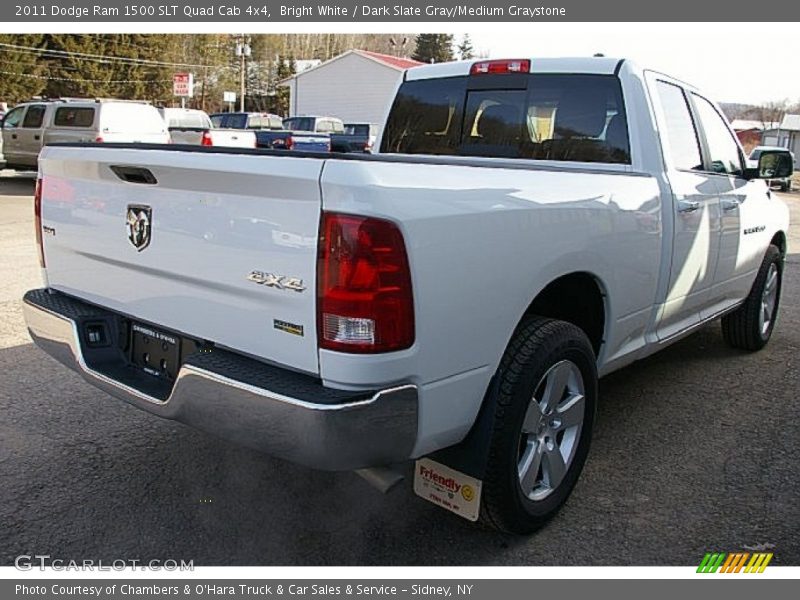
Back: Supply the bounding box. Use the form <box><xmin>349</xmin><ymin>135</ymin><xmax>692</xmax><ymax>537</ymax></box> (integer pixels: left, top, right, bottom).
<box><xmin>745</xmin><ymin>150</ymin><xmax>794</xmax><ymax>180</ymax></box>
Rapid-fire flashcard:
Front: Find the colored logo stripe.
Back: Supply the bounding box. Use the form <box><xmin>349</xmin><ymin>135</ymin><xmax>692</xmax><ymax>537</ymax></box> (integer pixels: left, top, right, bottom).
<box><xmin>697</xmin><ymin>553</ymin><xmax>726</xmax><ymax>573</ymax></box>
<box><xmin>697</xmin><ymin>552</ymin><xmax>773</xmax><ymax>573</ymax></box>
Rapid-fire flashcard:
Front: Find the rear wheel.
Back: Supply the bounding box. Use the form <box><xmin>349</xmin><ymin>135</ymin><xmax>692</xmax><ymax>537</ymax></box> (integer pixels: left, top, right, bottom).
<box><xmin>479</xmin><ymin>317</ymin><xmax>597</xmax><ymax>534</ymax></box>
<box><xmin>721</xmin><ymin>244</ymin><xmax>783</xmax><ymax>351</ymax></box>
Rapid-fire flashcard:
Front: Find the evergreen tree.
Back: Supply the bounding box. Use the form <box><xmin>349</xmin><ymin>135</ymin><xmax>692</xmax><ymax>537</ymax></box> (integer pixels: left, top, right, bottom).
<box><xmin>0</xmin><ymin>34</ymin><xmax>48</xmax><ymax>103</ymax></box>
<box><xmin>457</xmin><ymin>34</ymin><xmax>475</xmax><ymax>60</ymax></box>
<box><xmin>274</xmin><ymin>54</ymin><xmax>296</xmax><ymax>116</ymax></box>
<box><xmin>411</xmin><ymin>34</ymin><xmax>454</xmax><ymax>64</ymax></box>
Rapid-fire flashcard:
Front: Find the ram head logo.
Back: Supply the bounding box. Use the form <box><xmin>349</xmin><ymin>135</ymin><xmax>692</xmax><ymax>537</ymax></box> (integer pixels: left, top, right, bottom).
<box><xmin>126</xmin><ymin>204</ymin><xmax>152</xmax><ymax>251</ymax></box>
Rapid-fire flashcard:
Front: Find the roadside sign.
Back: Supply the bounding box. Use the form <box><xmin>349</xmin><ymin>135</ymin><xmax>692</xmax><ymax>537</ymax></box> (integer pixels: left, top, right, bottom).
<box><xmin>223</xmin><ymin>91</ymin><xmax>236</xmax><ymax>103</ymax></box>
<box><xmin>173</xmin><ymin>73</ymin><xmax>194</xmax><ymax>97</ymax></box>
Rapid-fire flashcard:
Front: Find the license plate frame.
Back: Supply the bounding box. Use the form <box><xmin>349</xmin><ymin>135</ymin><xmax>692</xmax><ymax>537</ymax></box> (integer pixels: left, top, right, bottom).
<box><xmin>130</xmin><ymin>322</ymin><xmax>181</xmax><ymax>380</ymax></box>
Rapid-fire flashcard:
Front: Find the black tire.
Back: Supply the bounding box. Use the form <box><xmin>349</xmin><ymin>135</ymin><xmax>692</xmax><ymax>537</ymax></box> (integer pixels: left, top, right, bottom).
<box><xmin>721</xmin><ymin>244</ymin><xmax>783</xmax><ymax>351</ymax></box>
<box><xmin>780</xmin><ymin>181</ymin><xmax>789</xmax><ymax>192</ymax></box>
<box><xmin>479</xmin><ymin>316</ymin><xmax>597</xmax><ymax>534</ymax></box>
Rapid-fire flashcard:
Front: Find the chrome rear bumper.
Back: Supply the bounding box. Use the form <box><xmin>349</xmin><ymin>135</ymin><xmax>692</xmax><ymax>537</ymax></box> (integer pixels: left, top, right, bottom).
<box><xmin>23</xmin><ymin>289</ymin><xmax>418</xmax><ymax>471</ymax></box>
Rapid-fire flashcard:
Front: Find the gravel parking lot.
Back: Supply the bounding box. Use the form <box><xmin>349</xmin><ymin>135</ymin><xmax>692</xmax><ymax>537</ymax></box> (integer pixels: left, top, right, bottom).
<box><xmin>1</xmin><ymin>170</ymin><xmax>798</xmax><ymax>566</ymax></box>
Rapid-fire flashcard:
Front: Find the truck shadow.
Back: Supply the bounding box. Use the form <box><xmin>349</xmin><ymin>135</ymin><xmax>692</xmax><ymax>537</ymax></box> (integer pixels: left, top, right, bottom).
<box><xmin>3</xmin><ymin>298</ymin><xmax>796</xmax><ymax>567</ymax></box>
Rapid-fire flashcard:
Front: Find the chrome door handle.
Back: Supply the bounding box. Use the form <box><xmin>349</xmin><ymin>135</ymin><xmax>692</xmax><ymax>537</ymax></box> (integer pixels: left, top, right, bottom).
<box><xmin>721</xmin><ymin>198</ymin><xmax>741</xmax><ymax>211</ymax></box>
<box><xmin>677</xmin><ymin>200</ymin><xmax>701</xmax><ymax>213</ymax></box>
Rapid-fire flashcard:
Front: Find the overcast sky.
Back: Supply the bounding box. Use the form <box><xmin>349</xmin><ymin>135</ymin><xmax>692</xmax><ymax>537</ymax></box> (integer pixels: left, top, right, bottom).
<box><xmin>469</xmin><ymin>23</ymin><xmax>800</xmax><ymax>106</ymax></box>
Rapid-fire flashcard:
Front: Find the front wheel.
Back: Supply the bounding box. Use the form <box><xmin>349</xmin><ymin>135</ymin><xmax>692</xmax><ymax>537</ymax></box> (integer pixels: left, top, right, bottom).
<box><xmin>721</xmin><ymin>244</ymin><xmax>783</xmax><ymax>351</ymax></box>
<box><xmin>479</xmin><ymin>317</ymin><xmax>597</xmax><ymax>534</ymax></box>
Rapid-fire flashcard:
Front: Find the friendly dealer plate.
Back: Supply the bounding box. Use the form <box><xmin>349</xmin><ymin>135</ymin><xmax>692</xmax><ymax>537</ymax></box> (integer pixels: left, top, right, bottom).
<box><xmin>413</xmin><ymin>458</ymin><xmax>483</xmax><ymax>522</ymax></box>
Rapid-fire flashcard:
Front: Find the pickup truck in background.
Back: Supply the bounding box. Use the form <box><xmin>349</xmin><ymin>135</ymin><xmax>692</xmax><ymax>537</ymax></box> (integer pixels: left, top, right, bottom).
<box><xmin>210</xmin><ymin>111</ymin><xmax>329</xmax><ymax>152</ymax></box>
<box><xmin>159</xmin><ymin>108</ymin><xmax>256</xmax><ymax>149</ymax></box>
<box><xmin>24</xmin><ymin>57</ymin><xmax>793</xmax><ymax>534</ymax></box>
<box><xmin>330</xmin><ymin>123</ymin><xmax>378</xmax><ymax>153</ymax></box>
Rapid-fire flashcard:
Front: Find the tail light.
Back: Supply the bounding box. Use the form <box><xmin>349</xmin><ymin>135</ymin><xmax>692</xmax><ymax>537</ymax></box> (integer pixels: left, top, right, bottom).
<box><xmin>317</xmin><ymin>212</ymin><xmax>414</xmax><ymax>353</ymax></box>
<box><xmin>95</xmin><ymin>136</ymin><xmax>104</xmax><ymax>143</ymax></box>
<box><xmin>470</xmin><ymin>59</ymin><xmax>530</xmax><ymax>75</ymax></box>
<box><xmin>34</xmin><ymin>178</ymin><xmax>45</xmax><ymax>268</ymax></box>
<box><xmin>201</xmin><ymin>131</ymin><xmax>213</xmax><ymax>146</ymax></box>
<box><xmin>285</xmin><ymin>135</ymin><xmax>294</xmax><ymax>150</ymax></box>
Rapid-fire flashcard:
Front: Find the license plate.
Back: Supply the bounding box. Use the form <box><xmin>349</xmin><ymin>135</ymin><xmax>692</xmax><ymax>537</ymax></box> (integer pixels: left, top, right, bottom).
<box><xmin>413</xmin><ymin>458</ymin><xmax>482</xmax><ymax>522</ymax></box>
<box><xmin>130</xmin><ymin>323</ymin><xmax>181</xmax><ymax>380</ymax></box>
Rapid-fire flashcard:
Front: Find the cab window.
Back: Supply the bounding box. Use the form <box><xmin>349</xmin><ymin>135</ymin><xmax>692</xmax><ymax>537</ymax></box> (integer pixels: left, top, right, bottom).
<box><xmin>692</xmin><ymin>94</ymin><xmax>743</xmax><ymax>176</ymax></box>
<box><xmin>655</xmin><ymin>81</ymin><xmax>703</xmax><ymax>171</ymax></box>
<box><xmin>22</xmin><ymin>105</ymin><xmax>46</xmax><ymax>128</ymax></box>
<box><xmin>2</xmin><ymin>106</ymin><xmax>25</xmax><ymax>129</ymax></box>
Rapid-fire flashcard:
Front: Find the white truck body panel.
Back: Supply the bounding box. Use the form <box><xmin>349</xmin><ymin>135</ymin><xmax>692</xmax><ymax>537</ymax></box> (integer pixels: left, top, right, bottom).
<box><xmin>30</xmin><ymin>57</ymin><xmax>791</xmax><ymax>463</ymax></box>
<box><xmin>40</xmin><ymin>147</ymin><xmax>323</xmax><ymax>375</ymax></box>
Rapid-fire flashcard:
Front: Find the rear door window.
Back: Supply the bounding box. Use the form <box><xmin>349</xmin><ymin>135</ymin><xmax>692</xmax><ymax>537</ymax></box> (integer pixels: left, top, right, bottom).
<box><xmin>381</xmin><ymin>74</ymin><xmax>630</xmax><ymax>164</ymax></box>
<box><xmin>22</xmin><ymin>105</ymin><xmax>46</xmax><ymax>128</ymax></box>
<box><xmin>655</xmin><ymin>81</ymin><xmax>703</xmax><ymax>171</ymax></box>
<box><xmin>54</xmin><ymin>107</ymin><xmax>96</xmax><ymax>128</ymax></box>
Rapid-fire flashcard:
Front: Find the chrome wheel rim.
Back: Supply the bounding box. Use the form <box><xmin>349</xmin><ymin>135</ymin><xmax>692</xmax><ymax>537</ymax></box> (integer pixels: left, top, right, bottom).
<box><xmin>517</xmin><ymin>360</ymin><xmax>585</xmax><ymax>501</ymax></box>
<box><xmin>760</xmin><ymin>262</ymin><xmax>779</xmax><ymax>336</ymax></box>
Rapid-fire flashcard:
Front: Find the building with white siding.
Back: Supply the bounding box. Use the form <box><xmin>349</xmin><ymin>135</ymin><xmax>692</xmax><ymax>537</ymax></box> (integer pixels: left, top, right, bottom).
<box><xmin>279</xmin><ymin>50</ymin><xmax>422</xmax><ymax>128</ymax></box>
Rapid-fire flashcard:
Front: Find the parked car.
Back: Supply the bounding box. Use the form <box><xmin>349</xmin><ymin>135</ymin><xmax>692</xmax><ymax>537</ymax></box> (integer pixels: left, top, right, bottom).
<box><xmin>331</xmin><ymin>123</ymin><xmax>378</xmax><ymax>153</ymax></box>
<box><xmin>24</xmin><ymin>57</ymin><xmax>792</xmax><ymax>534</ymax></box>
<box><xmin>159</xmin><ymin>108</ymin><xmax>256</xmax><ymax>148</ymax></box>
<box><xmin>1</xmin><ymin>98</ymin><xmax>169</xmax><ymax>170</ymax></box>
<box><xmin>210</xmin><ymin>111</ymin><xmax>329</xmax><ymax>151</ymax></box>
<box><xmin>748</xmin><ymin>146</ymin><xmax>794</xmax><ymax>191</ymax></box>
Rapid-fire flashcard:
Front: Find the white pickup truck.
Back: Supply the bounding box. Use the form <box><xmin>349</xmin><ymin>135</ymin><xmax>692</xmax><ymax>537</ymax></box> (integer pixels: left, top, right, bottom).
<box><xmin>159</xmin><ymin>108</ymin><xmax>257</xmax><ymax>149</ymax></box>
<box><xmin>23</xmin><ymin>57</ymin><xmax>793</xmax><ymax>533</ymax></box>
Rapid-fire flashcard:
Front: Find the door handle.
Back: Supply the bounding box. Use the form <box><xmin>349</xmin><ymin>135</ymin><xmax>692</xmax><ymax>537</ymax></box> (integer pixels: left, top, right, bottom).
<box><xmin>721</xmin><ymin>198</ymin><xmax>740</xmax><ymax>212</ymax></box>
<box><xmin>677</xmin><ymin>200</ymin><xmax>701</xmax><ymax>213</ymax></box>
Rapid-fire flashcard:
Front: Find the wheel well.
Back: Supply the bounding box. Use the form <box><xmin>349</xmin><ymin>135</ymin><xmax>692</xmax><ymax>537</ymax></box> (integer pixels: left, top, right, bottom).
<box><xmin>771</xmin><ymin>231</ymin><xmax>787</xmax><ymax>258</ymax></box>
<box><xmin>524</xmin><ymin>273</ymin><xmax>606</xmax><ymax>355</ymax></box>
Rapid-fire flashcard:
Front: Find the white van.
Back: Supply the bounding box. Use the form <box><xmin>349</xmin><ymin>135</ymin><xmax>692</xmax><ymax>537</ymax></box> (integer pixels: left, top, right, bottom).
<box><xmin>1</xmin><ymin>99</ymin><xmax>169</xmax><ymax>170</ymax></box>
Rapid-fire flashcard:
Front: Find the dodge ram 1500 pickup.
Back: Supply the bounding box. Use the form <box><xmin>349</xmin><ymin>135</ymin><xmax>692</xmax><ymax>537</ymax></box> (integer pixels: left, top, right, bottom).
<box><xmin>23</xmin><ymin>57</ymin><xmax>793</xmax><ymax>533</ymax></box>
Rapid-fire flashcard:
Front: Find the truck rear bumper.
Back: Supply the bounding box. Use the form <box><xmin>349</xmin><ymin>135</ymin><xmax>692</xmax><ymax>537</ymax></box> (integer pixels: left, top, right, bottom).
<box><xmin>22</xmin><ymin>288</ymin><xmax>418</xmax><ymax>471</ymax></box>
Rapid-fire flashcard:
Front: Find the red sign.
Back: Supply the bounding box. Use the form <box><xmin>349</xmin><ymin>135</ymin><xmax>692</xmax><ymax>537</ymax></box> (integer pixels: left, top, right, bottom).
<box><xmin>173</xmin><ymin>73</ymin><xmax>193</xmax><ymax>98</ymax></box>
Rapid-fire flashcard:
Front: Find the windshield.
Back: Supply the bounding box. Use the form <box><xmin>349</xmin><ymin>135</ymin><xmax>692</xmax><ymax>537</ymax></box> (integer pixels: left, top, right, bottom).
<box><xmin>381</xmin><ymin>74</ymin><xmax>631</xmax><ymax>164</ymax></box>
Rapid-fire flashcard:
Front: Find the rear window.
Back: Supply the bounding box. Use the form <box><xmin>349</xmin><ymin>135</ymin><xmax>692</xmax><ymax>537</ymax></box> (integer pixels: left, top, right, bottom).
<box><xmin>166</xmin><ymin>111</ymin><xmax>211</xmax><ymax>129</ymax></box>
<box><xmin>54</xmin><ymin>107</ymin><xmax>95</xmax><ymax>128</ymax></box>
<box><xmin>345</xmin><ymin>124</ymin><xmax>371</xmax><ymax>136</ymax></box>
<box><xmin>284</xmin><ymin>117</ymin><xmax>314</xmax><ymax>132</ymax></box>
<box><xmin>381</xmin><ymin>74</ymin><xmax>631</xmax><ymax>164</ymax></box>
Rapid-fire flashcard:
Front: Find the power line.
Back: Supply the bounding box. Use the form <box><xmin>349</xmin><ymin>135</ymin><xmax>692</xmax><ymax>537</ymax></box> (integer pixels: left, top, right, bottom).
<box><xmin>0</xmin><ymin>41</ymin><xmax>224</xmax><ymax>69</ymax></box>
<box><xmin>0</xmin><ymin>69</ymin><xmax>174</xmax><ymax>84</ymax></box>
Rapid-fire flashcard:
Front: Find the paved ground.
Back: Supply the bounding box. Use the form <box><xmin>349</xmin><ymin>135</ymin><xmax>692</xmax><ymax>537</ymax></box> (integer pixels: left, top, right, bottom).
<box><xmin>1</xmin><ymin>170</ymin><xmax>798</xmax><ymax>566</ymax></box>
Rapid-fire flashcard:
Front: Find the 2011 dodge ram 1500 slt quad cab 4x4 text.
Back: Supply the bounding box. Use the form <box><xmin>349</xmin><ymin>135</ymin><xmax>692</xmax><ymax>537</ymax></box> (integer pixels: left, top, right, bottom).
<box><xmin>23</xmin><ymin>57</ymin><xmax>793</xmax><ymax>533</ymax></box>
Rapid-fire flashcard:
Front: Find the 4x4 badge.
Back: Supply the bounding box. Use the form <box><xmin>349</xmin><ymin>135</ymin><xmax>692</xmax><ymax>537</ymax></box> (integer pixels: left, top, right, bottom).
<box><xmin>126</xmin><ymin>204</ymin><xmax>152</xmax><ymax>251</ymax></box>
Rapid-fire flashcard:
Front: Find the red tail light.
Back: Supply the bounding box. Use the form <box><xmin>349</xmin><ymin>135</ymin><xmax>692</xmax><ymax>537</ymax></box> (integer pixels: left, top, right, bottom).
<box><xmin>317</xmin><ymin>212</ymin><xmax>414</xmax><ymax>353</ymax></box>
<box><xmin>201</xmin><ymin>131</ymin><xmax>213</xmax><ymax>146</ymax></box>
<box><xmin>95</xmin><ymin>136</ymin><xmax>104</xmax><ymax>143</ymax></box>
<box><xmin>34</xmin><ymin>178</ymin><xmax>45</xmax><ymax>268</ymax></box>
<box><xmin>285</xmin><ymin>135</ymin><xmax>294</xmax><ymax>150</ymax></box>
<box><xmin>470</xmin><ymin>59</ymin><xmax>530</xmax><ymax>75</ymax></box>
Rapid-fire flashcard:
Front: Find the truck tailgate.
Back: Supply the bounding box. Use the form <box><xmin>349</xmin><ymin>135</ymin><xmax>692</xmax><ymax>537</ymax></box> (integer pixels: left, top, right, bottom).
<box><xmin>38</xmin><ymin>145</ymin><xmax>323</xmax><ymax>375</ymax></box>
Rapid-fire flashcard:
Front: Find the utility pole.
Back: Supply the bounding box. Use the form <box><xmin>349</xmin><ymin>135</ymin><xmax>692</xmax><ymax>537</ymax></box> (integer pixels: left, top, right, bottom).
<box><xmin>236</xmin><ymin>35</ymin><xmax>251</xmax><ymax>112</ymax></box>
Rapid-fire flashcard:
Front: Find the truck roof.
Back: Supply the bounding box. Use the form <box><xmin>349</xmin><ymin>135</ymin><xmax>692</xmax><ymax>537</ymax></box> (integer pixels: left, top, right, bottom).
<box><xmin>405</xmin><ymin>56</ymin><xmax>628</xmax><ymax>81</ymax></box>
